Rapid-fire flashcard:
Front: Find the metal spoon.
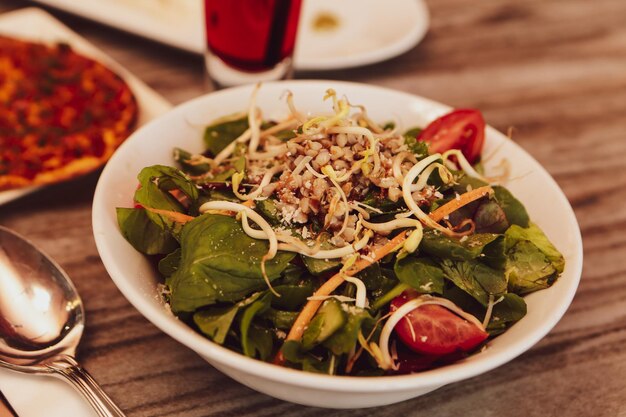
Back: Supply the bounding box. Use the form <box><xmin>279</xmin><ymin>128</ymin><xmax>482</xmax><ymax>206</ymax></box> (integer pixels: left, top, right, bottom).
<box><xmin>0</xmin><ymin>226</ymin><xmax>124</xmax><ymax>417</ymax></box>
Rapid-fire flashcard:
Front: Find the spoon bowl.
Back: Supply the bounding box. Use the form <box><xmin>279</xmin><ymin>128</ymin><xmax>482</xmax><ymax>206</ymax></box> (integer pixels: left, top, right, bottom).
<box><xmin>0</xmin><ymin>226</ymin><xmax>124</xmax><ymax>417</ymax></box>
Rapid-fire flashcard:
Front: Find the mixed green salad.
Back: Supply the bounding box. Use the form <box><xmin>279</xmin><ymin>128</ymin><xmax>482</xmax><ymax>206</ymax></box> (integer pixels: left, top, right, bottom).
<box><xmin>117</xmin><ymin>87</ymin><xmax>564</xmax><ymax>375</ymax></box>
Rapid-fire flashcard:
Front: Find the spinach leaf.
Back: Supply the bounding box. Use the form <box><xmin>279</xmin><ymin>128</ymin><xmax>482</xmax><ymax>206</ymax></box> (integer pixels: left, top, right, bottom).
<box><xmin>260</xmin><ymin>308</ymin><xmax>299</xmax><ymax>330</ymax></box>
<box><xmin>255</xmin><ymin>198</ymin><xmax>282</xmax><ymax>225</ymax></box>
<box><xmin>442</xmin><ymin>285</ymin><xmax>484</xmax><ymax>321</ymax></box>
<box><xmin>268</xmin><ymin>128</ymin><xmax>296</xmax><ymax>141</ymax></box>
<box><xmin>150</xmin><ymin>211</ymin><xmax>187</xmax><ymax>242</ymax></box>
<box><xmin>470</xmin><ymin>262</ymin><xmax>508</xmax><ymax>297</ymax></box>
<box><xmin>261</xmin><ymin>121</ymin><xmax>296</xmax><ymax>141</ymax></box>
<box><xmin>281</xmin><ymin>340</ymin><xmax>333</xmax><ymax>374</ymax></box>
<box><xmin>440</xmin><ymin>259</ymin><xmax>507</xmax><ymax>306</ymax></box>
<box><xmin>493</xmin><ymin>186</ymin><xmax>530</xmax><ymax>228</ymax></box>
<box><xmin>244</xmin><ymin>325</ymin><xmax>274</xmax><ymax>361</ymax></box>
<box><xmin>158</xmin><ymin>248</ymin><xmax>181</xmax><ymax>277</ymax></box>
<box><xmin>506</xmin><ymin>223</ymin><xmax>564</xmax><ymax>273</ymax></box>
<box><xmin>323</xmin><ymin>306</ymin><xmax>373</xmax><ymax>356</ymax></box>
<box><xmin>360</xmin><ymin>190</ymin><xmax>406</xmax><ymax>214</ymax></box>
<box><xmin>357</xmin><ymin>263</ymin><xmax>398</xmax><ymax>298</ymax></box>
<box><xmin>240</xmin><ymin>292</ymin><xmax>272</xmax><ymax>358</ymax></box>
<box><xmin>403</xmin><ymin>133</ymin><xmax>429</xmax><ymax>157</ymax></box>
<box><xmin>420</xmin><ymin>230</ymin><xmax>500</xmax><ymax>261</ymax></box>
<box><xmin>132</xmin><ymin>166</ymin><xmax>199</xmax><ymax>240</ymax></box>
<box><xmin>271</xmin><ymin>284</ymin><xmax>315</xmax><ymax>311</ymax></box>
<box><xmin>173</xmin><ymin>148</ymin><xmax>211</xmax><ymax>176</ymax></box>
<box><xmin>302</xmin><ymin>256</ymin><xmax>342</xmax><ymax>276</ymax></box>
<box><xmin>505</xmin><ymin>240</ymin><xmax>557</xmax><ymax>295</ymax></box>
<box><xmin>441</xmin><ymin>289</ymin><xmax>527</xmax><ymax>335</ymax></box>
<box><xmin>203</xmin><ymin>115</ymin><xmax>248</xmax><ymax>155</ymax></box>
<box><xmin>205</xmin><ymin>143</ymin><xmax>246</xmax><ymax>183</ymax></box>
<box><xmin>301</xmin><ymin>233</ymin><xmax>342</xmax><ymax>275</ymax></box>
<box><xmin>205</xmin><ymin>187</ymin><xmax>240</xmax><ymax>203</ymax></box>
<box><xmin>210</xmin><ymin>169</ymin><xmax>236</xmax><ymax>183</ymax></box>
<box><xmin>453</xmin><ymin>175</ymin><xmax>489</xmax><ymax>194</ymax></box>
<box><xmin>481</xmin><ymin>235</ymin><xmax>507</xmax><ymax>270</ymax></box>
<box><xmin>193</xmin><ymin>291</ymin><xmax>274</xmax><ymax>352</ymax></box>
<box><xmin>487</xmin><ymin>293</ymin><xmax>527</xmax><ymax>334</ymax></box>
<box><xmin>273</xmin><ymin>130</ymin><xmax>297</xmax><ymax>141</ymax></box>
<box><xmin>193</xmin><ymin>305</ymin><xmax>239</xmax><ymax>344</ymax></box>
<box><xmin>167</xmin><ymin>214</ymin><xmax>295</xmax><ymax>312</ymax></box>
<box><xmin>277</xmin><ymin>264</ymin><xmax>309</xmax><ymax>286</ymax></box>
<box><xmin>135</xmin><ymin>165</ymin><xmax>198</xmax><ymax>212</ymax></box>
<box><xmin>302</xmin><ymin>299</ymin><xmax>347</xmax><ymax>350</ymax></box>
<box><xmin>394</xmin><ymin>256</ymin><xmax>444</xmax><ymax>294</ymax></box>
<box><xmin>371</xmin><ymin>283</ymin><xmax>410</xmax><ymax>311</ymax></box>
<box><xmin>193</xmin><ymin>291</ymin><xmax>269</xmax><ymax>347</ymax></box>
<box><xmin>116</xmin><ymin>208</ymin><xmax>178</xmax><ymax>255</ymax></box>
<box><xmin>403</xmin><ymin>127</ymin><xmax>423</xmax><ymax>138</ymax></box>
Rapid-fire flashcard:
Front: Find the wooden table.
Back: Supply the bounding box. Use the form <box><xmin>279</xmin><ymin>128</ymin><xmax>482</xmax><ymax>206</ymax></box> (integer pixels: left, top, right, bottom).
<box><xmin>1</xmin><ymin>0</ymin><xmax>625</xmax><ymax>415</ymax></box>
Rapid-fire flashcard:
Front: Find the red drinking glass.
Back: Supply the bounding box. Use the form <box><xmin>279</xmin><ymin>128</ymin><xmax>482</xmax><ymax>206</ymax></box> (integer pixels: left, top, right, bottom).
<box><xmin>204</xmin><ymin>0</ymin><xmax>303</xmax><ymax>87</ymax></box>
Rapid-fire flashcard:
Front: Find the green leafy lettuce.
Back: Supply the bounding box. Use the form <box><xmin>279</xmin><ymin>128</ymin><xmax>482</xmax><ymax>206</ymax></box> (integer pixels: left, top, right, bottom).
<box><xmin>440</xmin><ymin>259</ymin><xmax>507</xmax><ymax>306</ymax></box>
<box><xmin>167</xmin><ymin>214</ymin><xmax>294</xmax><ymax>312</ymax></box>
<box><xmin>203</xmin><ymin>115</ymin><xmax>248</xmax><ymax>156</ymax></box>
<box><xmin>420</xmin><ymin>230</ymin><xmax>501</xmax><ymax>261</ymax></box>
<box><xmin>394</xmin><ymin>256</ymin><xmax>444</xmax><ymax>294</ymax></box>
<box><xmin>504</xmin><ymin>223</ymin><xmax>565</xmax><ymax>294</ymax></box>
<box><xmin>116</xmin><ymin>208</ymin><xmax>178</xmax><ymax>255</ymax></box>
<box><xmin>134</xmin><ymin>165</ymin><xmax>198</xmax><ymax>213</ymax></box>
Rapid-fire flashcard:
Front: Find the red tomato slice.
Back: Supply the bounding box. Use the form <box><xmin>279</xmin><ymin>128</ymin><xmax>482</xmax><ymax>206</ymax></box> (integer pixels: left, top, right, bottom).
<box><xmin>417</xmin><ymin>109</ymin><xmax>486</xmax><ymax>164</ymax></box>
<box><xmin>394</xmin><ymin>343</ymin><xmax>467</xmax><ymax>374</ymax></box>
<box><xmin>390</xmin><ymin>291</ymin><xmax>488</xmax><ymax>356</ymax></box>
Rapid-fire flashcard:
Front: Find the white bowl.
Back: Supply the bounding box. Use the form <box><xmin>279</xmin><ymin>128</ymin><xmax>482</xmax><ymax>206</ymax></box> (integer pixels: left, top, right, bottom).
<box><xmin>92</xmin><ymin>80</ymin><xmax>583</xmax><ymax>408</ymax></box>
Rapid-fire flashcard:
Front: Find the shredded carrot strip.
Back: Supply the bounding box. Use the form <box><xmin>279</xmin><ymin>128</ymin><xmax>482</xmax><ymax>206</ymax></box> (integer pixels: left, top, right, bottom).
<box><xmin>429</xmin><ymin>185</ymin><xmax>493</xmax><ymax>222</ymax></box>
<box><xmin>144</xmin><ymin>207</ymin><xmax>194</xmax><ymax>223</ymax></box>
<box><xmin>143</xmin><ymin>199</ymin><xmax>254</xmax><ymax>225</ymax></box>
<box><xmin>275</xmin><ymin>230</ymin><xmax>409</xmax><ymax>364</ymax></box>
<box><xmin>276</xmin><ymin>185</ymin><xmax>494</xmax><ymax>363</ymax></box>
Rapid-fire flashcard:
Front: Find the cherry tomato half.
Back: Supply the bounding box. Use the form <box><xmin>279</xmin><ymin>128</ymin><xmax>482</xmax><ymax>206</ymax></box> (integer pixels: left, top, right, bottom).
<box><xmin>394</xmin><ymin>342</ymin><xmax>467</xmax><ymax>374</ymax></box>
<box><xmin>390</xmin><ymin>291</ymin><xmax>488</xmax><ymax>356</ymax></box>
<box><xmin>417</xmin><ymin>109</ymin><xmax>486</xmax><ymax>164</ymax></box>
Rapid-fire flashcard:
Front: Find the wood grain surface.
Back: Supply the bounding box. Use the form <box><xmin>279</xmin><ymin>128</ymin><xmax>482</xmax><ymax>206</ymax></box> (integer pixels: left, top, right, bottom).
<box><xmin>1</xmin><ymin>0</ymin><xmax>626</xmax><ymax>416</ymax></box>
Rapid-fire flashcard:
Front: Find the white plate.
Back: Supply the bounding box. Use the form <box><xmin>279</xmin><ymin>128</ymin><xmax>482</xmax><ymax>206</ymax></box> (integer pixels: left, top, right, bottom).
<box><xmin>0</xmin><ymin>7</ymin><xmax>172</xmax><ymax>207</ymax></box>
<box><xmin>295</xmin><ymin>0</ymin><xmax>429</xmax><ymax>70</ymax></box>
<box><xmin>31</xmin><ymin>0</ymin><xmax>429</xmax><ymax>70</ymax></box>
<box><xmin>0</xmin><ymin>8</ymin><xmax>172</xmax><ymax>417</ymax></box>
<box><xmin>92</xmin><ymin>81</ymin><xmax>583</xmax><ymax>408</ymax></box>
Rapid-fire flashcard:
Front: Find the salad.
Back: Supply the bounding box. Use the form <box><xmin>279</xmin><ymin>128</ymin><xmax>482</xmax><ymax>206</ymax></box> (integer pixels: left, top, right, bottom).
<box><xmin>117</xmin><ymin>86</ymin><xmax>564</xmax><ymax>376</ymax></box>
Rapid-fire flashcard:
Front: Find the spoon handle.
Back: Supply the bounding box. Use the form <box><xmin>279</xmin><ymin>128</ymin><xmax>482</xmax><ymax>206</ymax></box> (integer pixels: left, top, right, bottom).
<box><xmin>47</xmin><ymin>356</ymin><xmax>125</xmax><ymax>417</ymax></box>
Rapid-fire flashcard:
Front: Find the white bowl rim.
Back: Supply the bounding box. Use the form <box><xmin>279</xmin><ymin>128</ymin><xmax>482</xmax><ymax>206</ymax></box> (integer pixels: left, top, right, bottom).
<box><xmin>93</xmin><ymin>79</ymin><xmax>583</xmax><ymax>392</ymax></box>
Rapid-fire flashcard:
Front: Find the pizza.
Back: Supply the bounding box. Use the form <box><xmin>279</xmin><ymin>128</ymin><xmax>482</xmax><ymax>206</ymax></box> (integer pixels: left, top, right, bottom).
<box><xmin>0</xmin><ymin>35</ymin><xmax>138</xmax><ymax>191</ymax></box>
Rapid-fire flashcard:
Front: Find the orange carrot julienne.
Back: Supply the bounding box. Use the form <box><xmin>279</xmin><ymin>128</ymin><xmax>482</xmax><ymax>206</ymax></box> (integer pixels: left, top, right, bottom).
<box><xmin>284</xmin><ymin>231</ymin><xmax>409</xmax><ymax>340</ymax></box>
<box><xmin>429</xmin><ymin>185</ymin><xmax>493</xmax><ymax>222</ymax></box>
<box><xmin>144</xmin><ymin>200</ymin><xmax>255</xmax><ymax>224</ymax></box>
<box><xmin>276</xmin><ymin>185</ymin><xmax>494</xmax><ymax>363</ymax></box>
<box><xmin>275</xmin><ymin>230</ymin><xmax>409</xmax><ymax>364</ymax></box>
<box><xmin>144</xmin><ymin>207</ymin><xmax>195</xmax><ymax>223</ymax></box>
